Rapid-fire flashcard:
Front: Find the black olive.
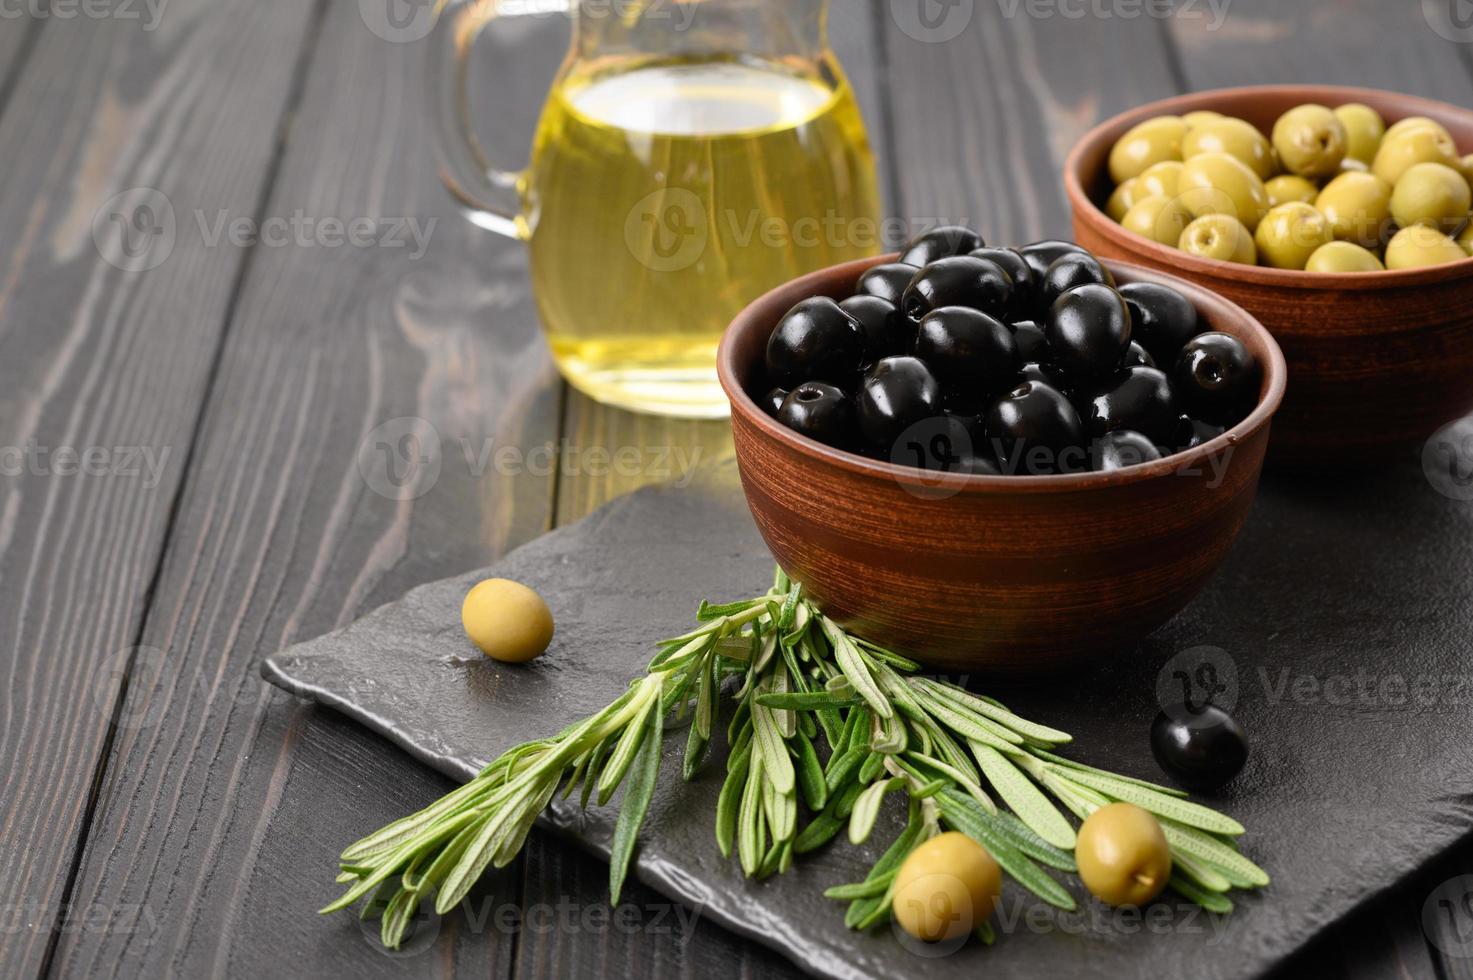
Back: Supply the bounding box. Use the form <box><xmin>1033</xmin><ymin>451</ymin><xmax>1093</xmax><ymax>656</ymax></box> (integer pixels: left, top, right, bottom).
<box><xmin>1018</xmin><ymin>239</ymin><xmax>1090</xmax><ymax>282</ymax></box>
<box><xmin>887</xmin><ymin>411</ymin><xmax>980</xmax><ymax>474</ymax></box>
<box><xmin>1122</xmin><ymin>340</ymin><xmax>1156</xmax><ymax>370</ymax></box>
<box><xmin>855</xmin><ymin>262</ymin><xmax>921</xmax><ymax>305</ymax></box>
<box><xmin>970</xmin><ymin>246</ymin><xmax>1036</xmax><ymax>318</ymax></box>
<box><xmin>1018</xmin><ymin>361</ymin><xmax>1071</xmax><ymax>392</ymax></box>
<box><xmin>1170</xmin><ymin>414</ymin><xmax>1226</xmax><ymax>452</ymax></box>
<box><xmin>983</xmin><ymin>381</ymin><xmax>1086</xmax><ymax>475</ymax></box>
<box><xmin>1006</xmin><ymin>319</ymin><xmax>1051</xmax><ymax>364</ymax></box>
<box><xmin>856</xmin><ymin>356</ymin><xmax>943</xmax><ymax>456</ymax></box>
<box><xmin>1081</xmin><ymin>366</ymin><xmax>1178</xmax><ymax>443</ymax></box>
<box><xmin>914</xmin><ymin>306</ymin><xmax>1020</xmax><ymax>400</ymax></box>
<box><xmin>1044</xmin><ymin>283</ymin><xmax>1132</xmax><ymax>385</ymax></box>
<box><xmin>776</xmin><ymin>382</ymin><xmax>856</xmax><ymax>450</ymax></box>
<box><xmin>1151</xmin><ymin>703</ymin><xmax>1249</xmax><ymax>792</ymax></box>
<box><xmin>765</xmin><ymin>297</ymin><xmax>865</xmax><ymax>389</ymax></box>
<box><xmin>1039</xmin><ymin>253</ymin><xmax>1116</xmax><ymax>311</ymax></box>
<box><xmin>1171</xmin><ymin>332</ymin><xmax>1261</xmax><ymax>427</ymax></box>
<box><xmin>840</xmin><ymin>294</ymin><xmax>912</xmax><ymax>365</ymax></box>
<box><xmin>1091</xmin><ymin>429</ymin><xmax>1163</xmax><ymax>471</ymax></box>
<box><xmin>902</xmin><ymin>256</ymin><xmax>1013</xmax><ymax>321</ymax></box>
<box><xmin>760</xmin><ymin>387</ymin><xmax>789</xmax><ymax>417</ymax></box>
<box><xmin>900</xmin><ymin>225</ymin><xmax>985</xmax><ymax>266</ymax></box>
<box><xmin>1119</xmin><ymin>282</ymin><xmax>1201</xmax><ymax>366</ymax></box>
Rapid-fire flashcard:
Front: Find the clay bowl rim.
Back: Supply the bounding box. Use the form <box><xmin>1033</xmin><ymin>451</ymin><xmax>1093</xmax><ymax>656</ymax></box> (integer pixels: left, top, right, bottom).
<box><xmin>717</xmin><ymin>253</ymin><xmax>1287</xmax><ymax>496</ymax></box>
<box><xmin>1064</xmin><ymin>83</ymin><xmax>1473</xmax><ymax>292</ymax></box>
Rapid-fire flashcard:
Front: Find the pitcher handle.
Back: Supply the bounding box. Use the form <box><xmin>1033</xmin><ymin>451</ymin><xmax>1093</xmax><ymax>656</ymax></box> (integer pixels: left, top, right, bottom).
<box><xmin>430</xmin><ymin>0</ymin><xmax>534</xmax><ymax>240</ymax></box>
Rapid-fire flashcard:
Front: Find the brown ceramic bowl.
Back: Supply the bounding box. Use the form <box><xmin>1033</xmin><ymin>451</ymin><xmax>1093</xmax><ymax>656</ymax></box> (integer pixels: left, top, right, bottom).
<box><xmin>1066</xmin><ymin>84</ymin><xmax>1473</xmax><ymax>468</ymax></box>
<box><xmin>717</xmin><ymin>254</ymin><xmax>1286</xmax><ymax>674</ymax></box>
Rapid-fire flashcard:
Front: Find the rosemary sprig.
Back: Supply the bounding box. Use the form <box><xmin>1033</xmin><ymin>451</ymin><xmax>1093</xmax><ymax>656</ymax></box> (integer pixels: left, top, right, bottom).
<box><xmin>327</xmin><ymin>570</ymin><xmax>1267</xmax><ymax>950</ymax></box>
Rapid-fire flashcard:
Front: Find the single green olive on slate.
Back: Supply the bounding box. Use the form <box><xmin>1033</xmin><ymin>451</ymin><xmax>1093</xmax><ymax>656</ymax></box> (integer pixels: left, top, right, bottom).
<box><xmin>462</xmin><ymin>579</ymin><xmax>555</xmax><ymax>663</ymax></box>
<box><xmin>1075</xmin><ymin>803</ymin><xmax>1172</xmax><ymax>907</ymax></box>
<box><xmin>892</xmin><ymin>831</ymin><xmax>1002</xmax><ymax>942</ymax></box>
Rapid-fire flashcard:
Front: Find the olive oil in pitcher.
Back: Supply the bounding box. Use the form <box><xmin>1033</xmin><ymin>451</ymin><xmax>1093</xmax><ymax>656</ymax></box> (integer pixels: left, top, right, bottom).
<box><xmin>524</xmin><ymin>55</ymin><xmax>881</xmax><ymax>417</ymax></box>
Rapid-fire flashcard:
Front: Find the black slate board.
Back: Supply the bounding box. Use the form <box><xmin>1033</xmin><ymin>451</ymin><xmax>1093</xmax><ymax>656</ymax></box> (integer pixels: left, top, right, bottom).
<box><xmin>262</xmin><ymin>447</ymin><xmax>1473</xmax><ymax>980</ymax></box>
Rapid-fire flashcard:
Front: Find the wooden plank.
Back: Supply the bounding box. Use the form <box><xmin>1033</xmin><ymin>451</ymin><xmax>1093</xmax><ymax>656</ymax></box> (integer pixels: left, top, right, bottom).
<box><xmin>47</xmin><ymin>3</ymin><xmax>569</xmax><ymax>977</ymax></box>
<box><xmin>0</xmin><ymin>1</ymin><xmax>323</xmax><ymax>975</ymax></box>
<box><xmin>0</xmin><ymin>8</ymin><xmax>41</xmax><ymax>99</ymax></box>
<box><xmin>884</xmin><ymin>2</ymin><xmax>1180</xmax><ymax>242</ymax></box>
<box><xmin>1168</xmin><ymin>0</ymin><xmax>1473</xmax><ymax>101</ymax></box>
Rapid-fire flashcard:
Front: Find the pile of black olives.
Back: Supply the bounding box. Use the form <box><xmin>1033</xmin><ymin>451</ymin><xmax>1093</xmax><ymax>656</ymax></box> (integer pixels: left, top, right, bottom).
<box><xmin>760</xmin><ymin>226</ymin><xmax>1262</xmax><ymax>476</ymax></box>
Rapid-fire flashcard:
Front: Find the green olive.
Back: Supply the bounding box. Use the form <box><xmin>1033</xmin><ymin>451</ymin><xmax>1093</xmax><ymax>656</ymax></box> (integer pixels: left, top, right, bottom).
<box><xmin>1390</xmin><ymin>162</ymin><xmax>1471</xmax><ymax>232</ymax></box>
<box><xmin>1075</xmin><ymin>803</ymin><xmax>1172</xmax><ymax>907</ymax></box>
<box><xmin>1179</xmin><ymin>213</ymin><xmax>1257</xmax><ymax>264</ymax></box>
<box><xmin>1182</xmin><ymin>117</ymin><xmax>1276</xmax><ymax>180</ymax></box>
<box><xmin>1106</xmin><ymin>178</ymin><xmax>1140</xmax><ymax>221</ymax></box>
<box><xmin>1137</xmin><ymin>160</ymin><xmax>1183</xmax><ymax>199</ymax></box>
<box><xmin>1373</xmin><ymin>125</ymin><xmax>1460</xmax><ymax>186</ymax></box>
<box><xmin>1305</xmin><ymin>240</ymin><xmax>1385</xmax><ymax>273</ymax></box>
<box><xmin>1385</xmin><ymin>224</ymin><xmax>1467</xmax><ymax>269</ymax></box>
<box><xmin>1334</xmin><ymin>102</ymin><xmax>1385</xmax><ymax>164</ymax></box>
<box><xmin>462</xmin><ymin>578</ymin><xmax>555</xmax><ymax>662</ymax></box>
<box><xmin>1264</xmin><ymin>174</ymin><xmax>1319</xmax><ymax>208</ymax></box>
<box><xmin>1315</xmin><ymin>171</ymin><xmax>1393</xmax><ymax>247</ymax></box>
<box><xmin>1181</xmin><ymin>109</ymin><xmax>1224</xmax><ymax>130</ymax></box>
<box><xmin>1385</xmin><ymin>115</ymin><xmax>1453</xmax><ymax>143</ymax></box>
<box><xmin>1272</xmin><ymin>104</ymin><xmax>1348</xmax><ymax>179</ymax></box>
<box><xmin>1109</xmin><ymin>116</ymin><xmax>1187</xmax><ymax>184</ymax></box>
<box><xmin>1338</xmin><ymin>156</ymin><xmax>1370</xmax><ymax>174</ymax></box>
<box><xmin>1121</xmin><ymin>194</ymin><xmax>1193</xmax><ymax>246</ymax></box>
<box><xmin>892</xmin><ymin>831</ymin><xmax>1001</xmax><ymax>943</ymax></box>
<box><xmin>1255</xmin><ymin>201</ymin><xmax>1332</xmax><ymax>270</ymax></box>
<box><xmin>1178</xmin><ymin>152</ymin><xmax>1270</xmax><ymax>231</ymax></box>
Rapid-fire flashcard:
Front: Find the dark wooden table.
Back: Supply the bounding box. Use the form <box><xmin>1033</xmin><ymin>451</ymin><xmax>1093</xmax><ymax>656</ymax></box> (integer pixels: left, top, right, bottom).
<box><xmin>4</xmin><ymin>1</ymin><xmax>1472</xmax><ymax>977</ymax></box>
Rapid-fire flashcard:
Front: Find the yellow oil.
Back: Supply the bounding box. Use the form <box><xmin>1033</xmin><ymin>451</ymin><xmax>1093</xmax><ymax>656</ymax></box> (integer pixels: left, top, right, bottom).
<box><xmin>525</xmin><ymin>55</ymin><xmax>881</xmax><ymax>417</ymax></box>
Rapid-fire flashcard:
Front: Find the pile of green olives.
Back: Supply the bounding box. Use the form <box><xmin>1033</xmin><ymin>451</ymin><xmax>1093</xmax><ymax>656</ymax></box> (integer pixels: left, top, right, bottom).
<box><xmin>1106</xmin><ymin>104</ymin><xmax>1473</xmax><ymax>271</ymax></box>
<box><xmin>759</xmin><ymin>227</ymin><xmax>1262</xmax><ymax>476</ymax></box>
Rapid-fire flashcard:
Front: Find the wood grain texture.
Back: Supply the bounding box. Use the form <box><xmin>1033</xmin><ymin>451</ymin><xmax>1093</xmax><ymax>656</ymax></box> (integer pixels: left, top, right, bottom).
<box><xmin>45</xmin><ymin>3</ymin><xmax>567</xmax><ymax>978</ymax></box>
<box><xmin>883</xmin><ymin>1</ymin><xmax>1179</xmax><ymax>242</ymax></box>
<box><xmin>0</xmin><ymin>2</ymin><xmax>324</xmax><ymax>975</ymax></box>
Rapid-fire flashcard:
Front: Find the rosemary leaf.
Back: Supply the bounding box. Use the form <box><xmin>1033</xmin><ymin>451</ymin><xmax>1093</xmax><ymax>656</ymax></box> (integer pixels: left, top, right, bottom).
<box><xmin>972</xmin><ymin>743</ymin><xmax>1078</xmax><ymax>850</ymax></box>
<box><xmin>1054</xmin><ymin>767</ymin><xmax>1246</xmax><ymax>836</ymax></box>
<box><xmin>609</xmin><ymin>695</ymin><xmax>663</xmax><ymax>904</ymax></box>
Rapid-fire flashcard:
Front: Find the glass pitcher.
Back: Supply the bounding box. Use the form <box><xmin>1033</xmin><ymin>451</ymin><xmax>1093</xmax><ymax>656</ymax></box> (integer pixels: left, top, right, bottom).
<box><xmin>432</xmin><ymin>0</ymin><xmax>881</xmax><ymax>418</ymax></box>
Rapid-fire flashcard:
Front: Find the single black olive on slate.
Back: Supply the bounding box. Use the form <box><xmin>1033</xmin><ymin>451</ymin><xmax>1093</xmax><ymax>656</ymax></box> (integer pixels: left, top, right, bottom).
<box><xmin>1151</xmin><ymin>704</ymin><xmax>1249</xmax><ymax>792</ymax></box>
<box><xmin>1171</xmin><ymin>332</ymin><xmax>1261</xmax><ymax>426</ymax></box>
<box><xmin>900</xmin><ymin>225</ymin><xmax>985</xmax><ymax>266</ymax></box>
<box><xmin>776</xmin><ymin>382</ymin><xmax>856</xmax><ymax>450</ymax></box>
<box><xmin>903</xmin><ymin>256</ymin><xmax>1014</xmax><ymax>321</ymax></box>
<box><xmin>1091</xmin><ymin>429</ymin><xmax>1163</xmax><ymax>472</ymax></box>
<box><xmin>914</xmin><ymin>306</ymin><xmax>1021</xmax><ymax>400</ymax></box>
<box><xmin>840</xmin><ymin>294</ymin><xmax>912</xmax><ymax>365</ymax></box>
<box><xmin>983</xmin><ymin>381</ymin><xmax>1086</xmax><ymax>475</ymax></box>
<box><xmin>856</xmin><ymin>355</ymin><xmax>944</xmax><ymax>457</ymax></box>
<box><xmin>1044</xmin><ymin>283</ymin><xmax>1132</xmax><ymax>384</ymax></box>
<box><xmin>1119</xmin><ymin>281</ymin><xmax>1202</xmax><ymax>366</ymax></box>
<box><xmin>855</xmin><ymin>262</ymin><xmax>921</xmax><ymax>305</ymax></box>
<box><xmin>765</xmin><ymin>296</ymin><xmax>866</xmax><ymax>389</ymax></box>
<box><xmin>1082</xmin><ymin>366</ymin><xmax>1178</xmax><ymax>444</ymax></box>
